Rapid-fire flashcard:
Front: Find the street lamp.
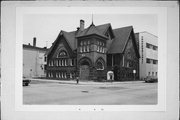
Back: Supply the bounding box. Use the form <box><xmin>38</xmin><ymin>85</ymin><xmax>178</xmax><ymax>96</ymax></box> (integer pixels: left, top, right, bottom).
<box><xmin>133</xmin><ymin>69</ymin><xmax>136</xmax><ymax>81</ymax></box>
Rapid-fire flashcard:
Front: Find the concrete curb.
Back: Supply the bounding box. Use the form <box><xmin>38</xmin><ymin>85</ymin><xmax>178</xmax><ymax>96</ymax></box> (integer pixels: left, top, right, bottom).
<box><xmin>30</xmin><ymin>78</ymin><xmax>144</xmax><ymax>85</ymax></box>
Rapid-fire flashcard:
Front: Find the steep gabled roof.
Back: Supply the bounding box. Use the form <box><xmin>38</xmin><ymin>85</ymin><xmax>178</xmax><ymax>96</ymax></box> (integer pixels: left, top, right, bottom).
<box><xmin>46</xmin><ymin>23</ymin><xmax>136</xmax><ymax>56</ymax></box>
<box><xmin>62</xmin><ymin>31</ymin><xmax>76</xmax><ymax>50</ymax></box>
<box><xmin>108</xmin><ymin>26</ymin><xmax>133</xmax><ymax>54</ymax></box>
<box><xmin>76</xmin><ymin>23</ymin><xmax>108</xmax><ymax>39</ymax></box>
<box><xmin>96</xmin><ymin>23</ymin><xmax>111</xmax><ymax>34</ymax></box>
<box><xmin>45</xmin><ymin>30</ymin><xmax>74</xmax><ymax>56</ymax></box>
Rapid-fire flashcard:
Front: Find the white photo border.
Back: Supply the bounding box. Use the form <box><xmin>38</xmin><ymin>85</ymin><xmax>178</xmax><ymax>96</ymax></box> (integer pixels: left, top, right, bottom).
<box><xmin>15</xmin><ymin>6</ymin><xmax>167</xmax><ymax>111</ymax></box>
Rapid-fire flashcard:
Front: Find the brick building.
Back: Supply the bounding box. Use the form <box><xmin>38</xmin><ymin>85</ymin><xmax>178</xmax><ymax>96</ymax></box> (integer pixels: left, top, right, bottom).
<box><xmin>46</xmin><ymin>20</ymin><xmax>140</xmax><ymax>81</ymax></box>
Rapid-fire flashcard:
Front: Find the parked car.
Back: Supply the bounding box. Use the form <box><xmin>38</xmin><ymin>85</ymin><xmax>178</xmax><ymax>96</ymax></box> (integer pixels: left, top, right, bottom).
<box><xmin>145</xmin><ymin>76</ymin><xmax>158</xmax><ymax>83</ymax></box>
<box><xmin>23</xmin><ymin>77</ymin><xmax>31</xmax><ymax>86</ymax></box>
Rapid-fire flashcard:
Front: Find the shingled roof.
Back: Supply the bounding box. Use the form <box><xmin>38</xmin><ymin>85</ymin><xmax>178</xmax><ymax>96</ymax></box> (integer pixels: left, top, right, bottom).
<box><xmin>108</xmin><ymin>26</ymin><xmax>133</xmax><ymax>54</ymax></box>
<box><xmin>76</xmin><ymin>23</ymin><xmax>108</xmax><ymax>39</ymax></box>
<box><xmin>46</xmin><ymin>23</ymin><xmax>135</xmax><ymax>56</ymax></box>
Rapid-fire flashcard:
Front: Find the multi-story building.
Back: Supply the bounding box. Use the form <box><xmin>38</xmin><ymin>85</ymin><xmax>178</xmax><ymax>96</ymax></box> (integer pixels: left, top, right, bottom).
<box><xmin>135</xmin><ymin>32</ymin><xmax>158</xmax><ymax>80</ymax></box>
<box><xmin>23</xmin><ymin>38</ymin><xmax>48</xmax><ymax>78</ymax></box>
<box><xmin>46</xmin><ymin>20</ymin><xmax>140</xmax><ymax>81</ymax></box>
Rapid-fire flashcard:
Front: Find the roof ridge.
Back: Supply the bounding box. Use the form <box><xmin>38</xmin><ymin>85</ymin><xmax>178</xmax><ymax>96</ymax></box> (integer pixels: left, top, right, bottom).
<box><xmin>113</xmin><ymin>26</ymin><xmax>133</xmax><ymax>31</ymax></box>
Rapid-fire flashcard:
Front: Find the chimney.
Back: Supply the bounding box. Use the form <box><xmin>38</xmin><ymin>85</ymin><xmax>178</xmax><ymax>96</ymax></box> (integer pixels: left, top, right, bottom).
<box><xmin>33</xmin><ymin>37</ymin><xmax>36</xmax><ymax>47</ymax></box>
<box><xmin>77</xmin><ymin>27</ymin><xmax>80</xmax><ymax>31</ymax></box>
<box><xmin>80</xmin><ymin>19</ymin><xmax>84</xmax><ymax>31</ymax></box>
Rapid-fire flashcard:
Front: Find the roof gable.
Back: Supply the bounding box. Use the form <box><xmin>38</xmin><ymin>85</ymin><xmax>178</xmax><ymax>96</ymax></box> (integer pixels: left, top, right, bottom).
<box><xmin>46</xmin><ymin>23</ymin><xmax>139</xmax><ymax>57</ymax></box>
<box><xmin>45</xmin><ymin>31</ymin><xmax>74</xmax><ymax>56</ymax></box>
<box><xmin>76</xmin><ymin>24</ymin><xmax>108</xmax><ymax>39</ymax></box>
<box><xmin>108</xmin><ymin>26</ymin><xmax>133</xmax><ymax>54</ymax></box>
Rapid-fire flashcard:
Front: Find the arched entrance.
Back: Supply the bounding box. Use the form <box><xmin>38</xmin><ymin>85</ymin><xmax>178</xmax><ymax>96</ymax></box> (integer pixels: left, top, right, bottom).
<box><xmin>79</xmin><ymin>58</ymin><xmax>91</xmax><ymax>80</ymax></box>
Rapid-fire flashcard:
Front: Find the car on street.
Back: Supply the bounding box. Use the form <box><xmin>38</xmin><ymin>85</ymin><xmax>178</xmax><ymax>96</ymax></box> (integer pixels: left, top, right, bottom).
<box><xmin>23</xmin><ymin>77</ymin><xmax>31</xmax><ymax>86</ymax></box>
<box><xmin>145</xmin><ymin>76</ymin><xmax>158</xmax><ymax>83</ymax></box>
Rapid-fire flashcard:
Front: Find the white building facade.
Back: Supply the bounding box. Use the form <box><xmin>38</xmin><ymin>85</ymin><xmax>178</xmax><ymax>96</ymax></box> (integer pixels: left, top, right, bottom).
<box><xmin>136</xmin><ymin>32</ymin><xmax>158</xmax><ymax>80</ymax></box>
<box><xmin>23</xmin><ymin>38</ymin><xmax>48</xmax><ymax>78</ymax></box>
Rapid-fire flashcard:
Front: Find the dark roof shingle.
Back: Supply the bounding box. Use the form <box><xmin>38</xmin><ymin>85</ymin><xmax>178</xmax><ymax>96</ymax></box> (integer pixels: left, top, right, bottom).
<box><xmin>76</xmin><ymin>24</ymin><xmax>108</xmax><ymax>39</ymax></box>
<box><xmin>46</xmin><ymin>23</ymin><xmax>134</xmax><ymax>56</ymax></box>
<box><xmin>108</xmin><ymin>26</ymin><xmax>133</xmax><ymax>53</ymax></box>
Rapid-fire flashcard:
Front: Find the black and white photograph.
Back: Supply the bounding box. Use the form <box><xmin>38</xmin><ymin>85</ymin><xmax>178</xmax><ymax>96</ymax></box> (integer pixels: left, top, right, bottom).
<box><xmin>22</xmin><ymin>13</ymin><xmax>158</xmax><ymax>105</ymax></box>
<box><xmin>1</xmin><ymin>1</ymin><xmax>179</xmax><ymax>120</ymax></box>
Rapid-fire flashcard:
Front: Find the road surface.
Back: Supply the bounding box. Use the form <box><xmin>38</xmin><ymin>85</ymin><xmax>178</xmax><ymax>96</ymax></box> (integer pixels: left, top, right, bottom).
<box><xmin>23</xmin><ymin>80</ymin><xmax>157</xmax><ymax>105</ymax></box>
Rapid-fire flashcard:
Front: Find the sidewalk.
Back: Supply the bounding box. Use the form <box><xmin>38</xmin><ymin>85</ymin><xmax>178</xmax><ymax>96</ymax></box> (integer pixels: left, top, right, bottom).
<box><xmin>30</xmin><ymin>78</ymin><xmax>143</xmax><ymax>85</ymax></box>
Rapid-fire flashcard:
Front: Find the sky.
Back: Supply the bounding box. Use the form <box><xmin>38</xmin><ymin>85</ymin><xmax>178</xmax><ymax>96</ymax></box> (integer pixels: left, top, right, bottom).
<box><xmin>23</xmin><ymin>14</ymin><xmax>157</xmax><ymax>48</ymax></box>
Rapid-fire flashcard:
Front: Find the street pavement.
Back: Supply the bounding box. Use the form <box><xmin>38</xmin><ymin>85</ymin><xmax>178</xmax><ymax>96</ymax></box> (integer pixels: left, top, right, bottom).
<box><xmin>23</xmin><ymin>79</ymin><xmax>157</xmax><ymax>105</ymax></box>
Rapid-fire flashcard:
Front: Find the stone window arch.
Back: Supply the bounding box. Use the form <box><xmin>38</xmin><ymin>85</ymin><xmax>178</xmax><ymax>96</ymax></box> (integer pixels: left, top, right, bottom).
<box><xmin>78</xmin><ymin>57</ymin><xmax>92</xmax><ymax>67</ymax></box>
<box><xmin>58</xmin><ymin>50</ymin><xmax>67</xmax><ymax>58</ymax></box>
<box><xmin>96</xmin><ymin>58</ymin><xmax>105</xmax><ymax>70</ymax></box>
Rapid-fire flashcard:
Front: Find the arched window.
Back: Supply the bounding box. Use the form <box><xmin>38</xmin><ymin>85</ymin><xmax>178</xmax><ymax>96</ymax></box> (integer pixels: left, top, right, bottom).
<box><xmin>58</xmin><ymin>50</ymin><xmax>67</xmax><ymax>58</ymax></box>
<box><xmin>97</xmin><ymin>61</ymin><xmax>104</xmax><ymax>70</ymax></box>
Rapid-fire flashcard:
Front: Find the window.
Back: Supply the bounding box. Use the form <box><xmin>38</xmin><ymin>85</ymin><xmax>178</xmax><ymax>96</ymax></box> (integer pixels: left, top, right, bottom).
<box><xmin>102</xmin><ymin>48</ymin><xmax>105</xmax><ymax>53</ymax></box>
<box><xmin>70</xmin><ymin>73</ymin><xmax>72</xmax><ymax>78</ymax></box>
<box><xmin>58</xmin><ymin>50</ymin><xmax>67</xmax><ymax>58</ymax></box>
<box><xmin>64</xmin><ymin>59</ymin><xmax>67</xmax><ymax>66</ymax></box>
<box><xmin>148</xmin><ymin>72</ymin><xmax>150</xmax><ymax>76</ymax></box>
<box><xmin>153</xmin><ymin>46</ymin><xmax>158</xmax><ymax>50</ymax></box>
<box><xmin>59</xmin><ymin>60</ymin><xmax>61</xmax><ymax>66</ymax></box>
<box><xmin>122</xmin><ymin>55</ymin><xmax>125</xmax><ymax>67</ymax></box>
<box><xmin>88</xmin><ymin>40</ymin><xmax>90</xmax><ymax>44</ymax></box>
<box><xmin>99</xmin><ymin>47</ymin><xmax>102</xmax><ymax>52</ymax></box>
<box><xmin>62</xmin><ymin>60</ymin><xmax>64</xmax><ymax>66</ymax></box>
<box><xmin>64</xmin><ymin>73</ymin><xmax>67</xmax><ymax>78</ymax></box>
<box><xmin>72</xmin><ymin>59</ymin><xmax>74</xmax><ymax>66</ymax></box>
<box><xmin>97</xmin><ymin>46</ymin><xmax>99</xmax><ymax>52</ymax></box>
<box><xmin>69</xmin><ymin>59</ymin><xmax>72</xmax><ymax>66</ymax></box>
<box><xmin>102</xmin><ymin>42</ymin><xmax>104</xmax><ymax>46</ymax></box>
<box><xmin>56</xmin><ymin>73</ymin><xmax>58</xmax><ymax>78</ymax></box>
<box><xmin>146</xmin><ymin>43</ymin><xmax>151</xmax><ymax>48</ymax></box>
<box><xmin>62</xmin><ymin>72</ymin><xmax>64</xmax><ymax>78</ymax></box>
<box><xmin>59</xmin><ymin>51</ymin><xmax>66</xmax><ymax>56</ymax></box>
<box><xmin>100</xmin><ymin>41</ymin><xmax>102</xmax><ymax>46</ymax></box>
<box><xmin>80</xmin><ymin>41</ymin><xmax>83</xmax><ymax>46</ymax></box>
<box><xmin>44</xmin><ymin>56</ymin><xmax>47</xmax><ymax>62</ymax></box>
<box><xmin>153</xmin><ymin>60</ymin><xmax>158</xmax><ymax>64</ymax></box>
<box><xmin>146</xmin><ymin>58</ymin><xmax>151</xmax><ymax>63</ymax></box>
<box><xmin>84</xmin><ymin>41</ymin><xmax>86</xmax><ymax>45</ymax></box>
<box><xmin>97</xmin><ymin>61</ymin><xmax>104</xmax><ymax>70</ymax></box>
<box><xmin>127</xmin><ymin>61</ymin><xmax>129</xmax><ymax>67</ymax></box>
<box><xmin>152</xmin><ymin>72</ymin><xmax>154</xmax><ymax>76</ymax></box>
<box><xmin>51</xmin><ymin>61</ymin><xmax>54</xmax><ymax>66</ymax></box>
<box><xmin>80</xmin><ymin>46</ymin><xmax>82</xmax><ymax>53</ymax></box>
<box><xmin>156</xmin><ymin>72</ymin><xmax>157</xmax><ymax>76</ymax></box>
<box><xmin>87</xmin><ymin>45</ymin><xmax>90</xmax><ymax>52</ymax></box>
<box><xmin>85</xmin><ymin>46</ymin><xmax>87</xmax><ymax>52</ymax></box>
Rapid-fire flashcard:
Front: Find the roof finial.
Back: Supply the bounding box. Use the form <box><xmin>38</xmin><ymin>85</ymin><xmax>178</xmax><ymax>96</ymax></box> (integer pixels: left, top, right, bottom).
<box><xmin>91</xmin><ymin>13</ymin><xmax>94</xmax><ymax>26</ymax></box>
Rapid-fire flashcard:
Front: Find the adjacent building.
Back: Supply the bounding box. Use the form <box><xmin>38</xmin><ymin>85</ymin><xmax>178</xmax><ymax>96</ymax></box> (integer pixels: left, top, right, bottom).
<box><xmin>23</xmin><ymin>38</ymin><xmax>48</xmax><ymax>78</ymax></box>
<box><xmin>135</xmin><ymin>32</ymin><xmax>158</xmax><ymax>80</ymax></box>
<box><xmin>46</xmin><ymin>20</ymin><xmax>140</xmax><ymax>81</ymax></box>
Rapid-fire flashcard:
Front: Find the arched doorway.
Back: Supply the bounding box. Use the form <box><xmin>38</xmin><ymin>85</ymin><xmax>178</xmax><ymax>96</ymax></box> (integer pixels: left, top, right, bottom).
<box><xmin>79</xmin><ymin>58</ymin><xmax>91</xmax><ymax>80</ymax></box>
